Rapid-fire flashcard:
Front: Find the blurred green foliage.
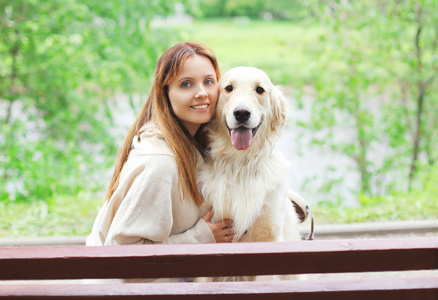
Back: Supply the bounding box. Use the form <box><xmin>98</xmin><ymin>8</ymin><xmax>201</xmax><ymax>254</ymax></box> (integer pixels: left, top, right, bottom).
<box><xmin>0</xmin><ymin>193</ymin><xmax>102</xmax><ymax>237</ymax></box>
<box><xmin>176</xmin><ymin>18</ymin><xmax>320</xmax><ymax>84</ymax></box>
<box><xmin>0</xmin><ymin>0</ymin><xmax>185</xmax><ymax>203</ymax></box>
<box><xmin>195</xmin><ymin>0</ymin><xmax>308</xmax><ymax>20</ymax></box>
<box><xmin>314</xmin><ymin>166</ymin><xmax>438</xmax><ymax>223</ymax></box>
<box><xmin>302</xmin><ymin>0</ymin><xmax>438</xmax><ymax>199</ymax></box>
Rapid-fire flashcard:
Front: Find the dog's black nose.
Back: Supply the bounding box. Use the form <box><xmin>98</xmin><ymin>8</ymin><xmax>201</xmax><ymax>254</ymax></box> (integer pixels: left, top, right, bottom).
<box><xmin>233</xmin><ymin>108</ymin><xmax>251</xmax><ymax>122</ymax></box>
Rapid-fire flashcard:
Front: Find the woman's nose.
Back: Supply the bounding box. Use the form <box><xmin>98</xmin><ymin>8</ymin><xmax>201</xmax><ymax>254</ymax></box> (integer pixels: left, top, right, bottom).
<box><xmin>195</xmin><ymin>85</ymin><xmax>208</xmax><ymax>99</ymax></box>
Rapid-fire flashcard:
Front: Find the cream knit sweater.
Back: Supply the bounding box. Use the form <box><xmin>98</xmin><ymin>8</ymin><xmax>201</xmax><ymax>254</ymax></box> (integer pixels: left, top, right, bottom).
<box><xmin>86</xmin><ymin>123</ymin><xmax>215</xmax><ymax>246</ymax></box>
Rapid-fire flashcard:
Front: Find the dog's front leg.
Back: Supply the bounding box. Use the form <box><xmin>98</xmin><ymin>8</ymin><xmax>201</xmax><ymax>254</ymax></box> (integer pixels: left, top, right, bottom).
<box><xmin>247</xmin><ymin>195</ymin><xmax>285</xmax><ymax>242</ymax></box>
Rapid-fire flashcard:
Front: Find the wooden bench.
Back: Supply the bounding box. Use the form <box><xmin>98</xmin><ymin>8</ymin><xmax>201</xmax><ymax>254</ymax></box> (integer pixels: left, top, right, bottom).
<box><xmin>0</xmin><ymin>237</ymin><xmax>437</xmax><ymax>299</ymax></box>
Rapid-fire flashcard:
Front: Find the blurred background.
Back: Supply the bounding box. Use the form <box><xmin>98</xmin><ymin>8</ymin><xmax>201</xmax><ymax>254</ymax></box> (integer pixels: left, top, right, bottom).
<box><xmin>1</xmin><ymin>0</ymin><xmax>437</xmax><ymax>238</ymax></box>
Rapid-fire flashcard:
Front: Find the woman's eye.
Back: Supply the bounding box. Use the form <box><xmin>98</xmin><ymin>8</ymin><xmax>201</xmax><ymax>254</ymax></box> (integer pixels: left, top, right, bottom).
<box><xmin>204</xmin><ymin>79</ymin><xmax>214</xmax><ymax>85</ymax></box>
<box><xmin>225</xmin><ymin>85</ymin><xmax>233</xmax><ymax>92</ymax></box>
<box><xmin>181</xmin><ymin>82</ymin><xmax>191</xmax><ymax>88</ymax></box>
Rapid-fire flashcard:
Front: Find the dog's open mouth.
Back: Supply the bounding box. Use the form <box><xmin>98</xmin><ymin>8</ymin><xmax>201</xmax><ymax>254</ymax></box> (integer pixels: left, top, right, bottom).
<box><xmin>227</xmin><ymin>124</ymin><xmax>260</xmax><ymax>150</ymax></box>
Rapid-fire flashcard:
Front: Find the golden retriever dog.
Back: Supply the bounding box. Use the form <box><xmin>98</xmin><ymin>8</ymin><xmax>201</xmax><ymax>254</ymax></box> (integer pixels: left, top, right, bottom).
<box><xmin>199</xmin><ymin>67</ymin><xmax>301</xmax><ymax>251</ymax></box>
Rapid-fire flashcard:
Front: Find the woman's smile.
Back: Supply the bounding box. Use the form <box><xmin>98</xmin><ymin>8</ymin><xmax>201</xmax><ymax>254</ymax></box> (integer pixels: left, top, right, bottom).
<box><xmin>191</xmin><ymin>103</ymin><xmax>209</xmax><ymax>111</ymax></box>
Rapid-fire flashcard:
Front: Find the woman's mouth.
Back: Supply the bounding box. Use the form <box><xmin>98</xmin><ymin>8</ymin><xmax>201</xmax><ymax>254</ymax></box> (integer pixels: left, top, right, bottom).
<box><xmin>191</xmin><ymin>104</ymin><xmax>209</xmax><ymax>110</ymax></box>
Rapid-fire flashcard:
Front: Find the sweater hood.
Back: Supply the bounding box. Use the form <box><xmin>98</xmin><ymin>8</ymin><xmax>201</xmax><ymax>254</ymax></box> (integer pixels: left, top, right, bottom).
<box><xmin>131</xmin><ymin>122</ymin><xmax>173</xmax><ymax>156</ymax></box>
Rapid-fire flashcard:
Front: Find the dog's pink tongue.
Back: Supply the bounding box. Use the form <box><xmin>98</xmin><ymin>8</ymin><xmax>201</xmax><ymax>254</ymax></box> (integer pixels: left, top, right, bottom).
<box><xmin>230</xmin><ymin>128</ymin><xmax>252</xmax><ymax>150</ymax></box>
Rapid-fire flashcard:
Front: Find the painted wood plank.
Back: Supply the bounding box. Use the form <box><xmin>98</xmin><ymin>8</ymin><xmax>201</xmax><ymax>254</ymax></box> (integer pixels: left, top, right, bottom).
<box><xmin>0</xmin><ymin>237</ymin><xmax>437</xmax><ymax>280</ymax></box>
<box><xmin>0</xmin><ymin>277</ymin><xmax>437</xmax><ymax>299</ymax></box>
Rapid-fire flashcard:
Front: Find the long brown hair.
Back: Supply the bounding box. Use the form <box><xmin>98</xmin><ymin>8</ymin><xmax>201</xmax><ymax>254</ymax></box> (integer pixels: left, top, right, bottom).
<box><xmin>104</xmin><ymin>42</ymin><xmax>220</xmax><ymax>207</ymax></box>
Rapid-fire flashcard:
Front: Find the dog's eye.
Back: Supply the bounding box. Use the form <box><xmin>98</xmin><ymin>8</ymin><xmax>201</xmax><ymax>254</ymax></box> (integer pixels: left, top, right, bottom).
<box><xmin>256</xmin><ymin>86</ymin><xmax>265</xmax><ymax>95</ymax></box>
<box><xmin>225</xmin><ymin>85</ymin><xmax>233</xmax><ymax>92</ymax></box>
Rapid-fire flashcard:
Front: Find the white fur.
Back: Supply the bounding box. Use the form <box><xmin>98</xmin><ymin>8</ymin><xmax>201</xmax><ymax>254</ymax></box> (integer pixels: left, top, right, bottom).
<box><xmin>198</xmin><ymin>67</ymin><xmax>301</xmax><ymax>245</ymax></box>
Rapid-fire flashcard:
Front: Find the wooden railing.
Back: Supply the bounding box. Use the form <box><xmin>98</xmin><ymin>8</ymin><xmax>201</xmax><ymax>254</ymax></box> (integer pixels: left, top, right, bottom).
<box><xmin>0</xmin><ymin>237</ymin><xmax>437</xmax><ymax>299</ymax></box>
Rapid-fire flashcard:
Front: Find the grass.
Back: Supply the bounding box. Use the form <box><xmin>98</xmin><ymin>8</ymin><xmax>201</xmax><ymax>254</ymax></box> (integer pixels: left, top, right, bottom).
<box><xmin>0</xmin><ymin>195</ymin><xmax>102</xmax><ymax>238</ymax></box>
<box><xmin>174</xmin><ymin>18</ymin><xmax>322</xmax><ymax>85</ymax></box>
<box><xmin>1</xmin><ymin>190</ymin><xmax>436</xmax><ymax>238</ymax></box>
<box><xmin>313</xmin><ymin>193</ymin><xmax>438</xmax><ymax>224</ymax></box>
<box><xmin>313</xmin><ymin>167</ymin><xmax>438</xmax><ymax>224</ymax></box>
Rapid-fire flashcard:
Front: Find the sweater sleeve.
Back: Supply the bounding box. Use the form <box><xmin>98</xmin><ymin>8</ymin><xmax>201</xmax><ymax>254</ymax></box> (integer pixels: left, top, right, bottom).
<box><xmin>104</xmin><ymin>154</ymin><xmax>215</xmax><ymax>246</ymax></box>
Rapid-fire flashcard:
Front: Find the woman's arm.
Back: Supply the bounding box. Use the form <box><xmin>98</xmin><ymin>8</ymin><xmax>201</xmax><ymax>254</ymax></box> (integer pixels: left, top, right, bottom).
<box><xmin>103</xmin><ymin>154</ymin><xmax>233</xmax><ymax>245</ymax></box>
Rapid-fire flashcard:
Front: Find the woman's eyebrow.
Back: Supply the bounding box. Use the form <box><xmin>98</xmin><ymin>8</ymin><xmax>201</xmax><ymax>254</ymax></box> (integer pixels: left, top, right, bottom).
<box><xmin>176</xmin><ymin>74</ymin><xmax>216</xmax><ymax>83</ymax></box>
<box><xmin>176</xmin><ymin>76</ymin><xmax>193</xmax><ymax>83</ymax></box>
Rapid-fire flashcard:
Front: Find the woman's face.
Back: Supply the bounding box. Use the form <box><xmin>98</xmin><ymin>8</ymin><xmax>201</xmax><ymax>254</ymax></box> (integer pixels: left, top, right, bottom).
<box><xmin>168</xmin><ymin>54</ymin><xmax>218</xmax><ymax>136</ymax></box>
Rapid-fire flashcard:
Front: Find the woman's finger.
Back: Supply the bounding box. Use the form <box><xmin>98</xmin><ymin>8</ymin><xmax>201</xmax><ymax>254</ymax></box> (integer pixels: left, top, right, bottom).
<box><xmin>211</xmin><ymin>220</ymin><xmax>233</xmax><ymax>232</ymax></box>
<box><xmin>202</xmin><ymin>208</ymin><xmax>214</xmax><ymax>223</ymax></box>
<box><xmin>225</xmin><ymin>227</ymin><xmax>235</xmax><ymax>236</ymax></box>
<box><xmin>219</xmin><ymin>219</ymin><xmax>233</xmax><ymax>229</ymax></box>
<box><xmin>224</xmin><ymin>232</ymin><xmax>237</xmax><ymax>243</ymax></box>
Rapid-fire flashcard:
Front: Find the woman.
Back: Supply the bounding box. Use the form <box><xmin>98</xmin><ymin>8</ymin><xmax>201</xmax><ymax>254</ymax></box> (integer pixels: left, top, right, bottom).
<box><xmin>86</xmin><ymin>42</ymin><xmax>235</xmax><ymax>247</ymax></box>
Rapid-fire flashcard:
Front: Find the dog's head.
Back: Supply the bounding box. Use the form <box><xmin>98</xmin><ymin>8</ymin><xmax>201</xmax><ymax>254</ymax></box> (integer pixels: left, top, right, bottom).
<box><xmin>215</xmin><ymin>67</ymin><xmax>287</xmax><ymax>151</ymax></box>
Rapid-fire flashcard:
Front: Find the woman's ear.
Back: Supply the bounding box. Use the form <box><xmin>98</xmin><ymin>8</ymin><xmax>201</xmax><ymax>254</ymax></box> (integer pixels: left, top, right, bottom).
<box><xmin>270</xmin><ymin>85</ymin><xmax>288</xmax><ymax>133</ymax></box>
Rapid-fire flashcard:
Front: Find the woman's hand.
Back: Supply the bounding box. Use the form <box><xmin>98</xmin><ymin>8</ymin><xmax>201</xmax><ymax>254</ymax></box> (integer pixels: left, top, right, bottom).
<box><xmin>202</xmin><ymin>208</ymin><xmax>236</xmax><ymax>243</ymax></box>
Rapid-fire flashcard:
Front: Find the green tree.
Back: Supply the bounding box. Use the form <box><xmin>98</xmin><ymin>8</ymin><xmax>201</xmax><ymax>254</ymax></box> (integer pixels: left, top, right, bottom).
<box><xmin>0</xmin><ymin>0</ymin><xmax>185</xmax><ymax>202</ymax></box>
<box><xmin>374</xmin><ymin>1</ymin><xmax>438</xmax><ymax>190</ymax></box>
<box><xmin>304</xmin><ymin>0</ymin><xmax>438</xmax><ymax>197</ymax></box>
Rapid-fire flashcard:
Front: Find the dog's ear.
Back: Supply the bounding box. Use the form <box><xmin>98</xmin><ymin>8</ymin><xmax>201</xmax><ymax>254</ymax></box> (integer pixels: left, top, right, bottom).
<box><xmin>270</xmin><ymin>85</ymin><xmax>287</xmax><ymax>132</ymax></box>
